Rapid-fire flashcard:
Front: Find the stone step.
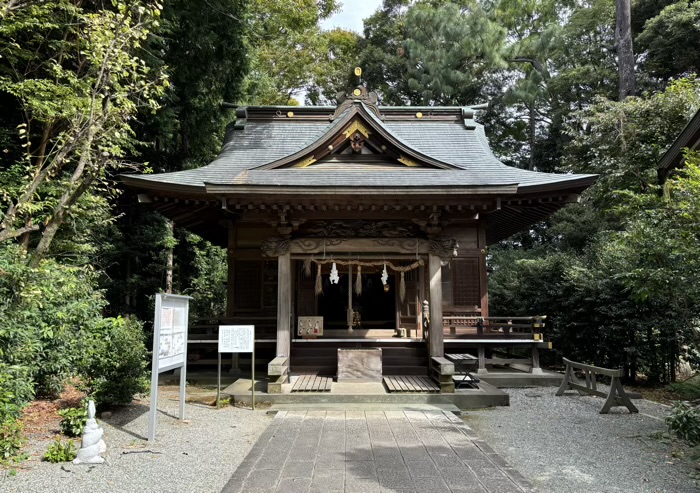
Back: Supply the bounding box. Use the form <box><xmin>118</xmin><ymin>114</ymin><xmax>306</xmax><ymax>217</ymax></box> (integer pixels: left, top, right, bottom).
<box><xmin>269</xmin><ymin>402</ymin><xmax>462</xmax><ymax>412</ymax></box>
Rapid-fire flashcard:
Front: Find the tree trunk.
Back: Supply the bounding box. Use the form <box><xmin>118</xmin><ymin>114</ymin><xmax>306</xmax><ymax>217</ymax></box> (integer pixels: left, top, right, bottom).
<box><xmin>528</xmin><ymin>104</ymin><xmax>536</xmax><ymax>170</ymax></box>
<box><xmin>616</xmin><ymin>0</ymin><xmax>636</xmax><ymax>100</ymax></box>
<box><xmin>165</xmin><ymin>220</ymin><xmax>174</xmax><ymax>294</ymax></box>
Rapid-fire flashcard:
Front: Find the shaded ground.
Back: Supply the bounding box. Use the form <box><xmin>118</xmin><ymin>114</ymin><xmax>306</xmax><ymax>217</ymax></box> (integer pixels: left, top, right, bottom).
<box><xmin>222</xmin><ymin>409</ymin><xmax>533</xmax><ymax>493</ymax></box>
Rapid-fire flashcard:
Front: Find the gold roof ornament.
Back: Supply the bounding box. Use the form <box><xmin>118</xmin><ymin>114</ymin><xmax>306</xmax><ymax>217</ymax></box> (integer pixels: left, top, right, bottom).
<box><xmin>343</xmin><ymin>120</ymin><xmax>372</xmax><ymax>139</ymax></box>
<box><xmin>354</xmin><ymin>67</ymin><xmax>362</xmax><ymax>76</ymax></box>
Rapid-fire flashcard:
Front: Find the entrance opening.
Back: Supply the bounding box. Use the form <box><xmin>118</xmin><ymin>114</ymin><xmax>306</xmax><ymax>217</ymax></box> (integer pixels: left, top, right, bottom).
<box><xmin>317</xmin><ymin>270</ymin><xmax>396</xmax><ymax>334</ymax></box>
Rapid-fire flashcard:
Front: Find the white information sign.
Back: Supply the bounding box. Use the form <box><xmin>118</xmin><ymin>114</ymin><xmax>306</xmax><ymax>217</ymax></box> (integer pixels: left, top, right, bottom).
<box><xmin>217</xmin><ymin>325</ymin><xmax>256</xmax><ymax>409</ymax></box>
<box><xmin>149</xmin><ymin>293</ymin><xmax>192</xmax><ymax>442</ymax></box>
<box><xmin>219</xmin><ymin>325</ymin><xmax>254</xmax><ymax>353</ymax></box>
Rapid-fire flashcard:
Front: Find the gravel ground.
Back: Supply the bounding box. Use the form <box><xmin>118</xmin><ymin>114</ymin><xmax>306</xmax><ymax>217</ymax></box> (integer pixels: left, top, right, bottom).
<box><xmin>0</xmin><ymin>386</ymin><xmax>272</xmax><ymax>493</ymax></box>
<box><xmin>463</xmin><ymin>386</ymin><xmax>700</xmax><ymax>493</ymax></box>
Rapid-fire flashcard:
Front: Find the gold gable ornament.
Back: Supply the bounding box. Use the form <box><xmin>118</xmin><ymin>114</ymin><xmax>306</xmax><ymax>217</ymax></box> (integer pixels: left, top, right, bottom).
<box><xmin>343</xmin><ymin>120</ymin><xmax>372</xmax><ymax>139</ymax></box>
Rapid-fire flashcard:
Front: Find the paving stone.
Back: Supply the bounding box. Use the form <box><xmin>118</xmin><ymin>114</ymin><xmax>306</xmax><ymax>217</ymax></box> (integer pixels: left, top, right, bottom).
<box><xmin>345</xmin><ymin>460</ymin><xmax>377</xmax><ymax>479</ymax></box>
<box><xmin>240</xmin><ymin>469</ymin><xmax>280</xmax><ymax>492</ymax></box>
<box><xmin>405</xmin><ymin>460</ymin><xmax>440</xmax><ymax>478</ymax></box>
<box><xmin>466</xmin><ymin>460</ymin><xmax>507</xmax><ymax>480</ymax></box>
<box><xmin>277</xmin><ymin>477</ymin><xmax>312</xmax><ymax>493</ymax></box>
<box><xmin>282</xmin><ymin>460</ymin><xmax>315</xmax><ymax>479</ymax></box>
<box><xmin>478</xmin><ymin>477</ymin><xmax>524</xmax><ymax>493</ymax></box>
<box><xmin>412</xmin><ymin>476</ymin><xmax>451</xmax><ymax>493</ymax></box>
<box><xmin>344</xmin><ymin>477</ymin><xmax>381</xmax><ymax>493</ymax></box>
<box><xmin>312</xmin><ymin>469</ymin><xmax>345</xmax><ymax>491</ymax></box>
<box><xmin>377</xmin><ymin>467</ymin><xmax>414</xmax><ymax>490</ymax></box>
<box><xmin>439</xmin><ymin>465</ymin><xmax>480</xmax><ymax>489</ymax></box>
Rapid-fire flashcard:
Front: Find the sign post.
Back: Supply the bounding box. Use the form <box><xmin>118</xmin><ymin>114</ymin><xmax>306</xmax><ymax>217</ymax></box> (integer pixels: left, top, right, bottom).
<box><xmin>218</xmin><ymin>325</ymin><xmax>255</xmax><ymax>410</ymax></box>
<box><xmin>148</xmin><ymin>293</ymin><xmax>192</xmax><ymax>442</ymax></box>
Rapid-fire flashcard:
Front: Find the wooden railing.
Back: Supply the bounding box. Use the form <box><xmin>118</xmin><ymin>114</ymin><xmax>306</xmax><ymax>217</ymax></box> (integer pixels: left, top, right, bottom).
<box><xmin>443</xmin><ymin>315</ymin><xmax>547</xmax><ymax>339</ymax></box>
<box><xmin>442</xmin><ymin>315</ymin><xmax>549</xmax><ymax>375</ymax></box>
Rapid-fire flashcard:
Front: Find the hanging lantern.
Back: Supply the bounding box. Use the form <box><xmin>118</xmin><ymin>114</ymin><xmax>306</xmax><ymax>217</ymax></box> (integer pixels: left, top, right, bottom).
<box><xmin>329</xmin><ymin>262</ymin><xmax>340</xmax><ymax>284</ymax></box>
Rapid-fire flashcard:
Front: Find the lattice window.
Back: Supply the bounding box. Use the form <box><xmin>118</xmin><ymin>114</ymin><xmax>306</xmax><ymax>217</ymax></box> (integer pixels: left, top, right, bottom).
<box><xmin>234</xmin><ymin>261</ymin><xmax>262</xmax><ymax>309</ymax></box>
<box><xmin>452</xmin><ymin>258</ymin><xmax>481</xmax><ymax>307</ymax></box>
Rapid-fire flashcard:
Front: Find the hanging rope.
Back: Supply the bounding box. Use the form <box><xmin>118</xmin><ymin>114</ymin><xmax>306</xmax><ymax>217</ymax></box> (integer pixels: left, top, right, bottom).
<box><xmin>310</xmin><ymin>258</ymin><xmax>423</xmax><ymax>296</ymax></box>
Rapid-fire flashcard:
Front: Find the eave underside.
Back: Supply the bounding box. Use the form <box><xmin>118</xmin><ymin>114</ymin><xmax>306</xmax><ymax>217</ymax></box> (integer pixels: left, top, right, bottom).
<box><xmin>133</xmin><ymin>185</ymin><xmax>586</xmax><ymax>247</ymax></box>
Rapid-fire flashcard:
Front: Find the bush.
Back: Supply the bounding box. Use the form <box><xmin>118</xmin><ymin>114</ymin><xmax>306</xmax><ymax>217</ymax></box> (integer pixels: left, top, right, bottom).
<box><xmin>0</xmin><ymin>364</ymin><xmax>34</xmax><ymax>422</ymax></box>
<box><xmin>58</xmin><ymin>406</ymin><xmax>88</xmax><ymax>437</ymax></box>
<box><xmin>0</xmin><ymin>418</ymin><xmax>25</xmax><ymax>465</ymax></box>
<box><xmin>78</xmin><ymin>316</ymin><xmax>149</xmax><ymax>407</ymax></box>
<box><xmin>43</xmin><ymin>439</ymin><xmax>77</xmax><ymax>463</ymax></box>
<box><xmin>666</xmin><ymin>401</ymin><xmax>700</xmax><ymax>445</ymax></box>
<box><xmin>0</xmin><ymin>244</ymin><xmax>107</xmax><ymax>397</ymax></box>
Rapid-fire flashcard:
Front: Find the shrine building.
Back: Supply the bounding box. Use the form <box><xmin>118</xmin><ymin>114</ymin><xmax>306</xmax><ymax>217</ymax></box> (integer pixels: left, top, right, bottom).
<box><xmin>122</xmin><ymin>79</ymin><xmax>596</xmax><ymax>395</ymax></box>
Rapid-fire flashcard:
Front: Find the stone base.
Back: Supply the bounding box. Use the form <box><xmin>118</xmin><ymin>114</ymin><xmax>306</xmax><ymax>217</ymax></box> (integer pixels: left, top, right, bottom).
<box><xmin>337</xmin><ymin>348</ymin><xmax>382</xmax><ymax>382</ymax></box>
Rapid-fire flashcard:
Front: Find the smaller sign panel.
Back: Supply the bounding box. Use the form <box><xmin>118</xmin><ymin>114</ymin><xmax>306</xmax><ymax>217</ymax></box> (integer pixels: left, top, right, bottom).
<box><xmin>298</xmin><ymin>316</ymin><xmax>324</xmax><ymax>336</ymax></box>
<box><xmin>219</xmin><ymin>325</ymin><xmax>255</xmax><ymax>353</ymax></box>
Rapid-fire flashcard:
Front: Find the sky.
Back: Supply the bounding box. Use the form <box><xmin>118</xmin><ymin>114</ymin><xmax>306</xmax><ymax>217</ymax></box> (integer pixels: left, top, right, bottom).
<box><xmin>320</xmin><ymin>0</ymin><xmax>383</xmax><ymax>33</ymax></box>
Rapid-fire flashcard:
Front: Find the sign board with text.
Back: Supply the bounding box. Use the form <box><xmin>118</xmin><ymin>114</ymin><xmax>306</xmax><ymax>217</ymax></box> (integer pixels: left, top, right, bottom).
<box><xmin>218</xmin><ymin>325</ymin><xmax>255</xmax><ymax>353</ymax></box>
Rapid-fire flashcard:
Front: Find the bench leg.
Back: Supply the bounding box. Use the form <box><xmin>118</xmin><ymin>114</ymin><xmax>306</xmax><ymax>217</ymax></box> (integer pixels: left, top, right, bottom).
<box><xmin>601</xmin><ymin>377</ymin><xmax>638</xmax><ymax>414</ymax></box>
<box><xmin>531</xmin><ymin>347</ymin><xmax>543</xmax><ymax>375</ymax></box>
<box><xmin>555</xmin><ymin>364</ymin><xmax>572</xmax><ymax>396</ymax></box>
<box><xmin>477</xmin><ymin>346</ymin><xmax>488</xmax><ymax>375</ymax></box>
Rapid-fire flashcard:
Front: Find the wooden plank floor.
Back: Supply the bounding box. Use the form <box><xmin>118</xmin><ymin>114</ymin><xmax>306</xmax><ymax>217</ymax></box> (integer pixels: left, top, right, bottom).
<box><xmin>383</xmin><ymin>375</ymin><xmax>439</xmax><ymax>393</ymax></box>
<box><xmin>291</xmin><ymin>374</ymin><xmax>333</xmax><ymax>392</ymax></box>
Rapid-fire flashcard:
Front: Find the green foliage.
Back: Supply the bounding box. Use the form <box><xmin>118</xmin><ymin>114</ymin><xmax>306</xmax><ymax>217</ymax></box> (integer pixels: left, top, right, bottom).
<box><xmin>637</xmin><ymin>1</ymin><xmax>700</xmax><ymax>79</ymax></box>
<box><xmin>0</xmin><ymin>0</ymin><xmax>168</xmax><ymax>259</ymax></box>
<box><xmin>0</xmin><ymin>364</ymin><xmax>34</xmax><ymax>421</ymax></box>
<box><xmin>58</xmin><ymin>406</ymin><xmax>87</xmax><ymax>438</ymax></box>
<box><xmin>0</xmin><ymin>417</ymin><xmax>25</xmax><ymax>465</ymax></box>
<box><xmin>77</xmin><ymin>317</ymin><xmax>149</xmax><ymax>407</ymax></box>
<box><xmin>183</xmin><ymin>233</ymin><xmax>227</xmax><ymax>318</ymax></box>
<box><xmin>404</xmin><ymin>1</ymin><xmax>506</xmax><ymax>105</ymax></box>
<box><xmin>43</xmin><ymin>439</ymin><xmax>76</xmax><ymax>463</ymax></box>
<box><xmin>0</xmin><ymin>243</ymin><xmax>107</xmax><ymax>397</ymax></box>
<box><xmin>667</xmin><ymin>377</ymin><xmax>700</xmax><ymax>401</ymax></box>
<box><xmin>666</xmin><ymin>402</ymin><xmax>700</xmax><ymax>446</ymax></box>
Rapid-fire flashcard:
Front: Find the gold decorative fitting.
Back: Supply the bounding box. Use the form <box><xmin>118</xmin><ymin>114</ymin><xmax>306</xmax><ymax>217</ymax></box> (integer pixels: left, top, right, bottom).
<box><xmin>416</xmin><ymin>112</ymin><xmax>423</xmax><ymax>118</ymax></box>
<box><xmin>292</xmin><ymin>156</ymin><xmax>317</xmax><ymax>168</ymax></box>
<box><xmin>354</xmin><ymin>67</ymin><xmax>362</xmax><ymax>76</ymax></box>
<box><xmin>287</xmin><ymin>111</ymin><xmax>294</xmax><ymax>118</ymax></box>
<box><xmin>343</xmin><ymin>120</ymin><xmax>371</xmax><ymax>138</ymax></box>
<box><xmin>381</xmin><ymin>145</ymin><xmax>387</xmax><ymax>151</ymax></box>
<box><xmin>328</xmin><ymin>145</ymin><xmax>334</xmax><ymax>151</ymax></box>
<box><xmin>398</xmin><ymin>155</ymin><xmax>419</xmax><ymax>167</ymax></box>
<box><xmin>353</xmin><ymin>88</ymin><xmax>362</xmax><ymax>96</ymax></box>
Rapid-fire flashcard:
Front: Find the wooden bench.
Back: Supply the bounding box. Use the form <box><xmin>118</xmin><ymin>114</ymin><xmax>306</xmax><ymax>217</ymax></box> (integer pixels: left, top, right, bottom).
<box><xmin>430</xmin><ymin>356</ymin><xmax>455</xmax><ymax>393</ymax></box>
<box><xmin>446</xmin><ymin>353</ymin><xmax>480</xmax><ymax>389</ymax></box>
<box><xmin>556</xmin><ymin>357</ymin><xmax>639</xmax><ymax>414</ymax></box>
<box><xmin>267</xmin><ymin>356</ymin><xmax>289</xmax><ymax>394</ymax></box>
<box><xmin>443</xmin><ymin>315</ymin><xmax>549</xmax><ymax>375</ymax></box>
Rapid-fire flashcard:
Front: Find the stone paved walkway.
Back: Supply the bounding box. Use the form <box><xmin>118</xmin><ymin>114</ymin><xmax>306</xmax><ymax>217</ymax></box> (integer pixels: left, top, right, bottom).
<box><xmin>221</xmin><ymin>410</ymin><xmax>534</xmax><ymax>493</ymax></box>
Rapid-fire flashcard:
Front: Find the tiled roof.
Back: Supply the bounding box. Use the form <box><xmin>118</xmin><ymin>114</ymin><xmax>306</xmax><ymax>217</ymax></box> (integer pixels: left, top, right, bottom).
<box><xmin>122</xmin><ymin>102</ymin><xmax>595</xmax><ymax>193</ymax></box>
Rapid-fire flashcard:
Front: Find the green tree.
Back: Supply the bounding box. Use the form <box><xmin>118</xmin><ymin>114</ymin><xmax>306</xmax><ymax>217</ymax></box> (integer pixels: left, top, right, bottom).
<box><xmin>637</xmin><ymin>1</ymin><xmax>700</xmax><ymax>80</ymax></box>
<box><xmin>0</xmin><ymin>1</ymin><xmax>167</xmax><ymax>263</ymax></box>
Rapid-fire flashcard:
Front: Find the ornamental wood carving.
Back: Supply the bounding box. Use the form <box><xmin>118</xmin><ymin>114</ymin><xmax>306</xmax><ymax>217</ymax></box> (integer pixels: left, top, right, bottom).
<box><xmin>428</xmin><ymin>236</ymin><xmax>459</xmax><ymax>258</ymax></box>
<box><xmin>304</xmin><ymin>221</ymin><xmax>421</xmax><ymax>238</ymax></box>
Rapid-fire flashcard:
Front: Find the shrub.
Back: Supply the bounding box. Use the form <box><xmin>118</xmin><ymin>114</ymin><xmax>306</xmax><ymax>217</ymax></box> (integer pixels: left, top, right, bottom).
<box><xmin>666</xmin><ymin>401</ymin><xmax>700</xmax><ymax>445</ymax></box>
<box><xmin>78</xmin><ymin>316</ymin><xmax>149</xmax><ymax>407</ymax></box>
<box><xmin>58</xmin><ymin>406</ymin><xmax>88</xmax><ymax>438</ymax></box>
<box><xmin>0</xmin><ymin>418</ymin><xmax>25</xmax><ymax>465</ymax></box>
<box><xmin>0</xmin><ymin>244</ymin><xmax>107</xmax><ymax>397</ymax></box>
<box><xmin>43</xmin><ymin>439</ymin><xmax>76</xmax><ymax>463</ymax></box>
<box><xmin>0</xmin><ymin>364</ymin><xmax>34</xmax><ymax>421</ymax></box>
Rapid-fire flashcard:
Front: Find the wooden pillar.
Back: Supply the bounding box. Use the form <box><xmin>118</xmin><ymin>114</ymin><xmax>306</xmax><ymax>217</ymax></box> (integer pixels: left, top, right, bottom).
<box><xmin>428</xmin><ymin>253</ymin><xmax>444</xmax><ymax>358</ymax></box>
<box><xmin>225</xmin><ymin>222</ymin><xmax>236</xmax><ymax>318</ymax></box>
<box><xmin>276</xmin><ymin>252</ymin><xmax>291</xmax><ymax>358</ymax></box>
<box><xmin>418</xmin><ymin>264</ymin><xmax>425</xmax><ymax>338</ymax></box>
<box><xmin>478</xmin><ymin>223</ymin><xmax>489</xmax><ymax>318</ymax></box>
<box><xmin>225</xmin><ymin>222</ymin><xmax>239</xmax><ymax>373</ymax></box>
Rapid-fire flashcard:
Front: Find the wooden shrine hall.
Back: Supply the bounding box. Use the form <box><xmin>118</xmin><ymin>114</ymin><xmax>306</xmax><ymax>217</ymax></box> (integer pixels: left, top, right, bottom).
<box><xmin>122</xmin><ymin>78</ymin><xmax>596</xmax><ymax>394</ymax></box>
